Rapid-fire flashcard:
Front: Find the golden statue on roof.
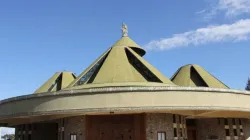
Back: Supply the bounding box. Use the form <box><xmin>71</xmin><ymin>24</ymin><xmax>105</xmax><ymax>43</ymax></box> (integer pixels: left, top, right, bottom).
<box><xmin>121</xmin><ymin>23</ymin><xmax>128</xmax><ymax>37</ymax></box>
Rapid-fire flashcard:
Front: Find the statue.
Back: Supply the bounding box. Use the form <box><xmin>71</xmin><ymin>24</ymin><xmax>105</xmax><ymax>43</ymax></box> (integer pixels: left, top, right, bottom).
<box><xmin>121</xmin><ymin>23</ymin><xmax>128</xmax><ymax>37</ymax></box>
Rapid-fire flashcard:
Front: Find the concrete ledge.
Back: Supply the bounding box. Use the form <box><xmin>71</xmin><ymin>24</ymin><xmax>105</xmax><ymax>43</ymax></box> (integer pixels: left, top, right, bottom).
<box><xmin>0</xmin><ymin>86</ymin><xmax>250</xmax><ymax>120</ymax></box>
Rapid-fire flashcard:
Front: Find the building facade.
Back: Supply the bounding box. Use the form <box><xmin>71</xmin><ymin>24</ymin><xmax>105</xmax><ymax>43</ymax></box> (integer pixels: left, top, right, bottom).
<box><xmin>1</xmin><ymin>24</ymin><xmax>250</xmax><ymax>140</ymax></box>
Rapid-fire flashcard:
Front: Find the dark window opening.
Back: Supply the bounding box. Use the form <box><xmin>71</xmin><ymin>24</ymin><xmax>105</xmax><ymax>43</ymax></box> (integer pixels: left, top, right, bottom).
<box><xmin>233</xmin><ymin>118</ymin><xmax>236</xmax><ymax>125</ymax></box>
<box><xmin>190</xmin><ymin>66</ymin><xmax>208</xmax><ymax>87</ymax></box>
<box><xmin>62</xmin><ymin>131</ymin><xmax>64</xmax><ymax>140</ymax></box>
<box><xmin>174</xmin><ymin>128</ymin><xmax>177</xmax><ymax>137</ymax></box>
<box><xmin>48</xmin><ymin>73</ymin><xmax>63</xmax><ymax>92</ymax></box>
<box><xmin>75</xmin><ymin>51</ymin><xmax>110</xmax><ymax>86</ymax></box>
<box><xmin>224</xmin><ymin>119</ymin><xmax>228</xmax><ymax>125</ymax></box>
<box><xmin>125</xmin><ymin>48</ymin><xmax>162</xmax><ymax>83</ymax></box>
<box><xmin>226</xmin><ymin>129</ymin><xmax>230</xmax><ymax>136</ymax></box>
<box><xmin>28</xmin><ymin>134</ymin><xmax>31</xmax><ymax>140</ymax></box>
<box><xmin>173</xmin><ymin>115</ymin><xmax>176</xmax><ymax>123</ymax></box>
<box><xmin>28</xmin><ymin>124</ymin><xmax>32</xmax><ymax>130</ymax></box>
<box><xmin>22</xmin><ymin>124</ymin><xmax>25</xmax><ymax>131</ymax></box>
<box><xmin>233</xmin><ymin>129</ymin><xmax>237</xmax><ymax>136</ymax></box>
<box><xmin>62</xmin><ymin>119</ymin><xmax>65</xmax><ymax>126</ymax></box>
<box><xmin>186</xmin><ymin>119</ymin><xmax>196</xmax><ymax>126</ymax></box>
<box><xmin>180</xmin><ymin>128</ymin><xmax>182</xmax><ymax>137</ymax></box>
<box><xmin>239</xmin><ymin>119</ymin><xmax>242</xmax><ymax>125</ymax></box>
<box><xmin>179</xmin><ymin>116</ymin><xmax>182</xmax><ymax>123</ymax></box>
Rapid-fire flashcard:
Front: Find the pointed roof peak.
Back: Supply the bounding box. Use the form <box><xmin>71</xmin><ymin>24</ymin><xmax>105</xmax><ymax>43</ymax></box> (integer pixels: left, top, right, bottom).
<box><xmin>65</xmin><ymin>43</ymin><xmax>175</xmax><ymax>89</ymax></box>
<box><xmin>111</xmin><ymin>23</ymin><xmax>146</xmax><ymax>56</ymax></box>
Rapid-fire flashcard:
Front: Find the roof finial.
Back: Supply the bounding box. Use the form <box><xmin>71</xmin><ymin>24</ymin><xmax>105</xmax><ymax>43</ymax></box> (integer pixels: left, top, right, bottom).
<box><xmin>121</xmin><ymin>23</ymin><xmax>128</xmax><ymax>37</ymax></box>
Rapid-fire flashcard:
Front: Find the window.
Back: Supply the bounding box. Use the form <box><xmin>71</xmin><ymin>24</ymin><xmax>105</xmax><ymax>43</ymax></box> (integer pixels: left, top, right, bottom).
<box><xmin>70</xmin><ymin>134</ymin><xmax>77</xmax><ymax>140</ymax></box>
<box><xmin>239</xmin><ymin>119</ymin><xmax>242</xmax><ymax>125</ymax></box>
<box><xmin>28</xmin><ymin>134</ymin><xmax>31</xmax><ymax>140</ymax></box>
<box><xmin>233</xmin><ymin>118</ymin><xmax>236</xmax><ymax>125</ymax></box>
<box><xmin>234</xmin><ymin>129</ymin><xmax>237</xmax><ymax>136</ymax></box>
<box><xmin>157</xmin><ymin>132</ymin><xmax>166</xmax><ymax>140</ymax></box>
<box><xmin>226</xmin><ymin>129</ymin><xmax>230</xmax><ymax>136</ymax></box>
<box><xmin>224</xmin><ymin>119</ymin><xmax>228</xmax><ymax>125</ymax></box>
<box><xmin>174</xmin><ymin>128</ymin><xmax>177</xmax><ymax>137</ymax></box>
<box><xmin>173</xmin><ymin>115</ymin><xmax>176</xmax><ymax>123</ymax></box>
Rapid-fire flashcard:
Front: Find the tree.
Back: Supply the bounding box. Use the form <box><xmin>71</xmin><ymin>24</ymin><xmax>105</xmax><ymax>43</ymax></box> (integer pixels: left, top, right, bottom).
<box><xmin>246</xmin><ymin>78</ymin><xmax>250</xmax><ymax>91</ymax></box>
<box><xmin>1</xmin><ymin>134</ymin><xmax>14</xmax><ymax>140</ymax></box>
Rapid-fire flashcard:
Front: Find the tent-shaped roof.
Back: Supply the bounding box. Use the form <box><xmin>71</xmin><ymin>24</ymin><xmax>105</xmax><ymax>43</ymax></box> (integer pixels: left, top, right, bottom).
<box><xmin>65</xmin><ymin>24</ymin><xmax>175</xmax><ymax>89</ymax></box>
<box><xmin>171</xmin><ymin>64</ymin><xmax>229</xmax><ymax>88</ymax></box>
<box><xmin>34</xmin><ymin>72</ymin><xmax>76</xmax><ymax>94</ymax></box>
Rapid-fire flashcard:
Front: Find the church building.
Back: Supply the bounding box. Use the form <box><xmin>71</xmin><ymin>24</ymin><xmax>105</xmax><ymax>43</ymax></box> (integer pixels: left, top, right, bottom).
<box><xmin>0</xmin><ymin>24</ymin><xmax>250</xmax><ymax>140</ymax></box>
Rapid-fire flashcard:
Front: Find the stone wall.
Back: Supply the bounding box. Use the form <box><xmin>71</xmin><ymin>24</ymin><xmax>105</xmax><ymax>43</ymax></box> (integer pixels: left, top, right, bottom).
<box><xmin>12</xmin><ymin>115</ymin><xmax>250</xmax><ymax>140</ymax></box>
<box><xmin>15</xmin><ymin>123</ymin><xmax>57</xmax><ymax>140</ymax></box>
<box><xmin>146</xmin><ymin>113</ymin><xmax>175</xmax><ymax>140</ymax></box>
<box><xmin>56</xmin><ymin>116</ymin><xmax>85</xmax><ymax>140</ymax></box>
<box><xmin>196</xmin><ymin>118</ymin><xmax>250</xmax><ymax>140</ymax></box>
<box><xmin>63</xmin><ymin>116</ymin><xmax>85</xmax><ymax>140</ymax></box>
<box><xmin>242</xmin><ymin>119</ymin><xmax>250</xmax><ymax>139</ymax></box>
<box><xmin>196</xmin><ymin>118</ymin><xmax>225</xmax><ymax>140</ymax></box>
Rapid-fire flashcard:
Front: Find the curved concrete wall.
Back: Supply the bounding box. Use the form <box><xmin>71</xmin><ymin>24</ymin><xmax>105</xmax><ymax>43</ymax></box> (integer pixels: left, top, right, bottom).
<box><xmin>1</xmin><ymin>87</ymin><xmax>250</xmax><ymax>121</ymax></box>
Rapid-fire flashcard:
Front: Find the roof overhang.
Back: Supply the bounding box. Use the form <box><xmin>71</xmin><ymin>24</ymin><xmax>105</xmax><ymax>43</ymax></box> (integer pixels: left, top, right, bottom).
<box><xmin>1</xmin><ymin>86</ymin><xmax>250</xmax><ymax>126</ymax></box>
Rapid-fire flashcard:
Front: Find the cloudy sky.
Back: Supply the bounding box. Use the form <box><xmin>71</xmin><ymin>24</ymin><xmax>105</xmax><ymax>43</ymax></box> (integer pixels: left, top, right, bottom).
<box><xmin>0</xmin><ymin>0</ymin><xmax>250</xmax><ymax>135</ymax></box>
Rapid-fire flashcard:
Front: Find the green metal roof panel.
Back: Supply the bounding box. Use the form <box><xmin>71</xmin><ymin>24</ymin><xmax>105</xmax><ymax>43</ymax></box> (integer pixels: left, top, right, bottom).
<box><xmin>34</xmin><ymin>72</ymin><xmax>61</xmax><ymax>94</ymax></box>
<box><xmin>193</xmin><ymin>65</ymin><xmax>229</xmax><ymax>89</ymax></box>
<box><xmin>112</xmin><ymin>36</ymin><xmax>146</xmax><ymax>56</ymax></box>
<box><xmin>34</xmin><ymin>72</ymin><xmax>76</xmax><ymax>94</ymax></box>
<box><xmin>127</xmin><ymin>47</ymin><xmax>175</xmax><ymax>85</ymax></box>
<box><xmin>92</xmin><ymin>46</ymin><xmax>146</xmax><ymax>83</ymax></box>
<box><xmin>64</xmin><ymin>25</ymin><xmax>175</xmax><ymax>89</ymax></box>
<box><xmin>67</xmin><ymin>48</ymin><xmax>112</xmax><ymax>87</ymax></box>
<box><xmin>171</xmin><ymin>65</ymin><xmax>196</xmax><ymax>87</ymax></box>
<box><xmin>171</xmin><ymin>64</ymin><xmax>229</xmax><ymax>89</ymax></box>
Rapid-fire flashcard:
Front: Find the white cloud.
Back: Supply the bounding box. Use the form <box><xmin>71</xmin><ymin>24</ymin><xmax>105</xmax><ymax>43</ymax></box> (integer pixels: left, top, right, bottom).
<box><xmin>145</xmin><ymin>19</ymin><xmax>250</xmax><ymax>50</ymax></box>
<box><xmin>219</xmin><ymin>0</ymin><xmax>250</xmax><ymax>16</ymax></box>
<box><xmin>201</xmin><ymin>0</ymin><xmax>250</xmax><ymax>20</ymax></box>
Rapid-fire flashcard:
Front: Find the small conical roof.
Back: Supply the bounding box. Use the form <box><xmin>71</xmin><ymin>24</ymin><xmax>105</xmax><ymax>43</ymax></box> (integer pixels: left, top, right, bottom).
<box><xmin>171</xmin><ymin>64</ymin><xmax>229</xmax><ymax>89</ymax></box>
<box><xmin>34</xmin><ymin>72</ymin><xmax>76</xmax><ymax>94</ymax></box>
<box><xmin>65</xmin><ymin>24</ymin><xmax>174</xmax><ymax>89</ymax></box>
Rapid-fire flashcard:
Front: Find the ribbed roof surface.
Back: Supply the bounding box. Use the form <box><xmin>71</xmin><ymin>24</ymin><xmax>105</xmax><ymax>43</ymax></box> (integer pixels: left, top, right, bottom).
<box><xmin>171</xmin><ymin>64</ymin><xmax>229</xmax><ymax>89</ymax></box>
<box><xmin>34</xmin><ymin>72</ymin><xmax>76</xmax><ymax>94</ymax></box>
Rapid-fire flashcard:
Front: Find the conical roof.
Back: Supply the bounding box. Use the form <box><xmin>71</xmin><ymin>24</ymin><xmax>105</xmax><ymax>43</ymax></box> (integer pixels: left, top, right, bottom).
<box><xmin>171</xmin><ymin>64</ymin><xmax>229</xmax><ymax>89</ymax></box>
<box><xmin>65</xmin><ymin>24</ymin><xmax>175</xmax><ymax>89</ymax></box>
<box><xmin>112</xmin><ymin>36</ymin><xmax>145</xmax><ymax>56</ymax></box>
<box><xmin>34</xmin><ymin>72</ymin><xmax>76</xmax><ymax>94</ymax></box>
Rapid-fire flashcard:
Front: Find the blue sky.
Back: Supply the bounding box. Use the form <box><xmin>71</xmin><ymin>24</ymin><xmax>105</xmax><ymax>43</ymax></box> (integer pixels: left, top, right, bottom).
<box><xmin>0</xmin><ymin>0</ymin><xmax>250</xmax><ymax>101</ymax></box>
